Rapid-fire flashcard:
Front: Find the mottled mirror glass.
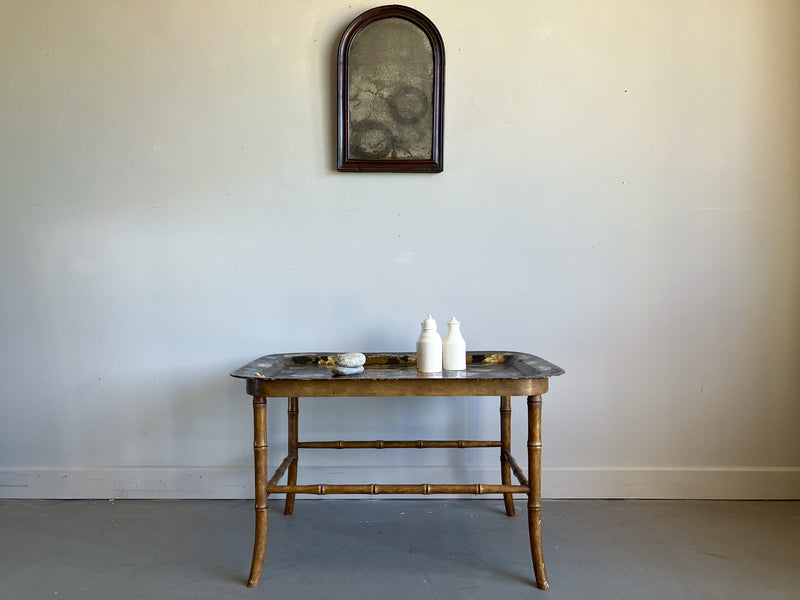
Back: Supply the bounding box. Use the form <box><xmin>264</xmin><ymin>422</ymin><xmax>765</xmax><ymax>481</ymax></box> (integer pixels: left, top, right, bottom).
<box><xmin>347</xmin><ymin>18</ymin><xmax>434</xmax><ymax>161</ymax></box>
<box><xmin>338</xmin><ymin>6</ymin><xmax>443</xmax><ymax>172</ymax></box>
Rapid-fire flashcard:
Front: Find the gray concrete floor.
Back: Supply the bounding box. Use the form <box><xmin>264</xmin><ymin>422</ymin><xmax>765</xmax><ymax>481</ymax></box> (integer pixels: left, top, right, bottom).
<box><xmin>0</xmin><ymin>499</ymin><xmax>798</xmax><ymax>600</ymax></box>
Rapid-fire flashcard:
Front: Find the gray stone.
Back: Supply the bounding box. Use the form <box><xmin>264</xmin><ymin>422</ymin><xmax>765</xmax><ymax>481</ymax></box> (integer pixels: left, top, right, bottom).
<box><xmin>336</xmin><ymin>353</ymin><xmax>366</xmax><ymax>368</ymax></box>
<box><xmin>333</xmin><ymin>365</ymin><xmax>364</xmax><ymax>376</ymax></box>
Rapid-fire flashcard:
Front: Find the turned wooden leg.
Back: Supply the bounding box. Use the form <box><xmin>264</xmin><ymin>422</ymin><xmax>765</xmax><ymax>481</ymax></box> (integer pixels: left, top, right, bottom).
<box><xmin>247</xmin><ymin>396</ymin><xmax>269</xmax><ymax>588</ymax></box>
<box><xmin>284</xmin><ymin>397</ymin><xmax>299</xmax><ymax>515</ymax></box>
<box><xmin>500</xmin><ymin>395</ymin><xmax>515</xmax><ymax>517</ymax></box>
<box><xmin>527</xmin><ymin>395</ymin><xmax>549</xmax><ymax>590</ymax></box>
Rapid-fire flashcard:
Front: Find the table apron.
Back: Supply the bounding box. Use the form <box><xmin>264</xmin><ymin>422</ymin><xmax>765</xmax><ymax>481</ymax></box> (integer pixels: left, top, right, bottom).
<box><xmin>245</xmin><ymin>378</ymin><xmax>548</xmax><ymax>398</ymax></box>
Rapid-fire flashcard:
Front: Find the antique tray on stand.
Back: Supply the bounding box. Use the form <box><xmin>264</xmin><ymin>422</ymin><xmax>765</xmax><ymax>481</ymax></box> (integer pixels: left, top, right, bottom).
<box><xmin>231</xmin><ymin>351</ymin><xmax>564</xmax><ymax>590</ymax></box>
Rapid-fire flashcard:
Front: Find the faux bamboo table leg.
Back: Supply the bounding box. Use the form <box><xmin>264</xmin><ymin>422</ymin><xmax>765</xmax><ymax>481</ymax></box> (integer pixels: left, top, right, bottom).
<box><xmin>500</xmin><ymin>396</ymin><xmax>515</xmax><ymax>517</ymax></box>
<box><xmin>527</xmin><ymin>394</ymin><xmax>549</xmax><ymax>590</ymax></box>
<box><xmin>247</xmin><ymin>396</ymin><xmax>269</xmax><ymax>588</ymax></box>
<box><xmin>284</xmin><ymin>397</ymin><xmax>299</xmax><ymax>515</ymax></box>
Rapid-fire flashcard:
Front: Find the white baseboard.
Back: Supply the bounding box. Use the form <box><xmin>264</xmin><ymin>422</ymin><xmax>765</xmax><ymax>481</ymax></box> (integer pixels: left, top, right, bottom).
<box><xmin>1</xmin><ymin>466</ymin><xmax>798</xmax><ymax>500</ymax></box>
<box><xmin>542</xmin><ymin>466</ymin><xmax>800</xmax><ymax>499</ymax></box>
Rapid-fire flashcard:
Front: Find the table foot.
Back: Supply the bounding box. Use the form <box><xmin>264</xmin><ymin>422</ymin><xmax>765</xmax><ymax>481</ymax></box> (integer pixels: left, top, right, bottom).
<box><xmin>528</xmin><ymin>505</ymin><xmax>549</xmax><ymax>590</ymax></box>
<box><xmin>247</xmin><ymin>507</ymin><xmax>269</xmax><ymax>587</ymax></box>
<box><xmin>502</xmin><ymin>493</ymin><xmax>516</xmax><ymax>517</ymax></box>
<box><xmin>283</xmin><ymin>460</ymin><xmax>298</xmax><ymax>516</ymax></box>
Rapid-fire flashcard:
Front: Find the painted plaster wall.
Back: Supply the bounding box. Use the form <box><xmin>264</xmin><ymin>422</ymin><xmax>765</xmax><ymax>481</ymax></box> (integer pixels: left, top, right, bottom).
<box><xmin>1</xmin><ymin>0</ymin><xmax>798</xmax><ymax>498</ymax></box>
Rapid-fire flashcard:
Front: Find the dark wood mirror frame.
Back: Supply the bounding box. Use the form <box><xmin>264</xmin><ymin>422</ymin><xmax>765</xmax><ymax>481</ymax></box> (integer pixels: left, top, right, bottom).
<box><xmin>337</xmin><ymin>5</ymin><xmax>445</xmax><ymax>173</ymax></box>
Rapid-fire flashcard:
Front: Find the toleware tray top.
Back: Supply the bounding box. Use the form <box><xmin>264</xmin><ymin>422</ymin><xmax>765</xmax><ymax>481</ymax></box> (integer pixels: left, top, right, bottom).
<box><xmin>231</xmin><ymin>352</ymin><xmax>564</xmax><ymax>382</ymax></box>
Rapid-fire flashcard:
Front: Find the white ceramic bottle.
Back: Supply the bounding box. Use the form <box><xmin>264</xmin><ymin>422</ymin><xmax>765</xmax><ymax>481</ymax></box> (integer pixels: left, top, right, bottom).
<box><xmin>416</xmin><ymin>315</ymin><xmax>442</xmax><ymax>373</ymax></box>
<box><xmin>443</xmin><ymin>317</ymin><xmax>466</xmax><ymax>371</ymax></box>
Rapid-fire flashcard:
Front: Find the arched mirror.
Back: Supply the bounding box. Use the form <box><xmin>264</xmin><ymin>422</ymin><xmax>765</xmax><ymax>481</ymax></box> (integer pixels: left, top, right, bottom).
<box><xmin>337</xmin><ymin>5</ymin><xmax>445</xmax><ymax>172</ymax></box>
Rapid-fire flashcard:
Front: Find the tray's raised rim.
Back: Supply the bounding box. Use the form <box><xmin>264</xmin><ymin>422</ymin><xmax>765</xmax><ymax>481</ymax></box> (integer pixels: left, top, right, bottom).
<box><xmin>231</xmin><ymin>351</ymin><xmax>564</xmax><ymax>381</ymax></box>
